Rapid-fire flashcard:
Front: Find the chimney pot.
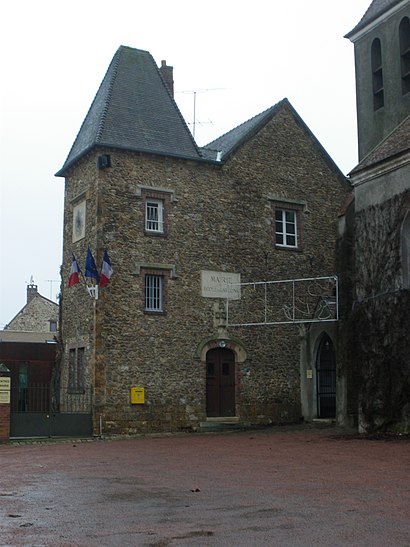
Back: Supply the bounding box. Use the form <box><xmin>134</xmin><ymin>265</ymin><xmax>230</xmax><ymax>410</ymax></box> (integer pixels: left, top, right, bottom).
<box><xmin>159</xmin><ymin>60</ymin><xmax>174</xmax><ymax>98</ymax></box>
<box><xmin>27</xmin><ymin>284</ymin><xmax>38</xmax><ymax>304</ymax></box>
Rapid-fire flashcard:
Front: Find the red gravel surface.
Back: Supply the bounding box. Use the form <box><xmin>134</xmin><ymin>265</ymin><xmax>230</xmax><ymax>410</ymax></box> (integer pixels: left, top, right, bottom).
<box><xmin>0</xmin><ymin>426</ymin><xmax>409</xmax><ymax>546</ymax></box>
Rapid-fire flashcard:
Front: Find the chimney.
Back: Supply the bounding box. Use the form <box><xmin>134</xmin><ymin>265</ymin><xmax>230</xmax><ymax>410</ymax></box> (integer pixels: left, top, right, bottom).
<box><xmin>159</xmin><ymin>60</ymin><xmax>174</xmax><ymax>97</ymax></box>
<box><xmin>27</xmin><ymin>283</ymin><xmax>38</xmax><ymax>304</ymax></box>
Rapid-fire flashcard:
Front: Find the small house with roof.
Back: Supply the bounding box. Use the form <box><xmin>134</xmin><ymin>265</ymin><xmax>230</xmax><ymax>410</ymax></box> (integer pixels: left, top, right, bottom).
<box><xmin>56</xmin><ymin>46</ymin><xmax>350</xmax><ymax>435</ymax></box>
<box><xmin>0</xmin><ymin>284</ymin><xmax>59</xmax><ymax>427</ymax></box>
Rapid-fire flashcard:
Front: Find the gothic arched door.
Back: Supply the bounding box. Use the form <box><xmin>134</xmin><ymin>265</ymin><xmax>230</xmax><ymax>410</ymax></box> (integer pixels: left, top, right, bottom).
<box><xmin>316</xmin><ymin>334</ymin><xmax>336</xmax><ymax>418</ymax></box>
<box><xmin>206</xmin><ymin>348</ymin><xmax>235</xmax><ymax>417</ymax></box>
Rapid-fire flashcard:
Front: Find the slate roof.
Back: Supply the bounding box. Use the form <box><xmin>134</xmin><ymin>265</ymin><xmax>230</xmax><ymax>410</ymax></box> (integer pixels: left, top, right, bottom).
<box><xmin>349</xmin><ymin>114</ymin><xmax>410</xmax><ymax>175</ymax></box>
<box><xmin>345</xmin><ymin>0</ymin><xmax>404</xmax><ymax>38</ymax></box>
<box><xmin>201</xmin><ymin>98</ymin><xmax>345</xmax><ymax>179</ymax></box>
<box><xmin>201</xmin><ymin>101</ymin><xmax>285</xmax><ymax>161</ymax></box>
<box><xmin>56</xmin><ymin>46</ymin><xmax>201</xmax><ymax>175</ymax></box>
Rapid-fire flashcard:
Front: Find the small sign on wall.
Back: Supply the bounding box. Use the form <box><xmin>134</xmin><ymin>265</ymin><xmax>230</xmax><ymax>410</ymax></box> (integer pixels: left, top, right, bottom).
<box><xmin>0</xmin><ymin>378</ymin><xmax>11</xmax><ymax>390</ymax></box>
<box><xmin>0</xmin><ymin>391</ymin><xmax>10</xmax><ymax>404</ymax></box>
<box><xmin>306</xmin><ymin>369</ymin><xmax>313</xmax><ymax>379</ymax></box>
<box><xmin>201</xmin><ymin>270</ymin><xmax>241</xmax><ymax>300</ymax></box>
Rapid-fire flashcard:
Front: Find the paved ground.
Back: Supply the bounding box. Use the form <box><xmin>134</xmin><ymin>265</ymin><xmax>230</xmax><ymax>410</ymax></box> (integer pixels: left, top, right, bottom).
<box><xmin>0</xmin><ymin>426</ymin><xmax>409</xmax><ymax>546</ymax></box>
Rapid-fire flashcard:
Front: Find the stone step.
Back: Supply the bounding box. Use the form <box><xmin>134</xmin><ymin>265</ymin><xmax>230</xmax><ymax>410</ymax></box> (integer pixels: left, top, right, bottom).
<box><xmin>199</xmin><ymin>418</ymin><xmax>250</xmax><ymax>431</ymax></box>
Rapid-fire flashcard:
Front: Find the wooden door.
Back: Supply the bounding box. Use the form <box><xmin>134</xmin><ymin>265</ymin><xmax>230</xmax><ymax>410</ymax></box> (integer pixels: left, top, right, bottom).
<box><xmin>206</xmin><ymin>348</ymin><xmax>235</xmax><ymax>417</ymax></box>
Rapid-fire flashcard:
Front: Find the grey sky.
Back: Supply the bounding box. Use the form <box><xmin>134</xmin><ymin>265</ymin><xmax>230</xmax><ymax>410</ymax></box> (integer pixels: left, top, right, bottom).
<box><xmin>0</xmin><ymin>0</ymin><xmax>370</xmax><ymax>327</ymax></box>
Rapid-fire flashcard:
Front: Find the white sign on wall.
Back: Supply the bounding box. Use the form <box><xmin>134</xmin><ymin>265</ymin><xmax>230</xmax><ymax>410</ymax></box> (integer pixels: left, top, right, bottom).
<box><xmin>201</xmin><ymin>271</ymin><xmax>241</xmax><ymax>300</ymax></box>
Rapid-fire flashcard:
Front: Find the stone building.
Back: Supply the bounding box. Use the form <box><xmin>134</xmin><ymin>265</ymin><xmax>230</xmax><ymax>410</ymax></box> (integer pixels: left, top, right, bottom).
<box><xmin>343</xmin><ymin>0</ymin><xmax>410</xmax><ymax>431</ymax></box>
<box><xmin>4</xmin><ymin>283</ymin><xmax>58</xmax><ymax>333</ymax></box>
<box><xmin>56</xmin><ymin>46</ymin><xmax>350</xmax><ymax>435</ymax></box>
<box><xmin>0</xmin><ymin>284</ymin><xmax>59</xmax><ymax>415</ymax></box>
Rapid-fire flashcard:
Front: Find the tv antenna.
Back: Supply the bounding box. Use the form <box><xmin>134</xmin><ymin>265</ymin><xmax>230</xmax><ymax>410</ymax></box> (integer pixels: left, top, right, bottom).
<box><xmin>45</xmin><ymin>279</ymin><xmax>59</xmax><ymax>301</ymax></box>
<box><xmin>176</xmin><ymin>87</ymin><xmax>225</xmax><ymax>138</ymax></box>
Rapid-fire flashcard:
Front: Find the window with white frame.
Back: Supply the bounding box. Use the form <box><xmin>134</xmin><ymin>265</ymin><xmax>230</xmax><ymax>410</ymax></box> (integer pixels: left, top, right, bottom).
<box><xmin>145</xmin><ymin>274</ymin><xmax>163</xmax><ymax>312</ymax></box>
<box><xmin>145</xmin><ymin>199</ymin><xmax>164</xmax><ymax>233</ymax></box>
<box><xmin>275</xmin><ymin>208</ymin><xmax>298</xmax><ymax>248</ymax></box>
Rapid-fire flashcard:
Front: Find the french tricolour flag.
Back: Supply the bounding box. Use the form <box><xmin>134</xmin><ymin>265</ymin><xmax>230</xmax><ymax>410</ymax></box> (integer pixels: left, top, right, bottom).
<box><xmin>99</xmin><ymin>249</ymin><xmax>113</xmax><ymax>288</ymax></box>
<box><xmin>68</xmin><ymin>254</ymin><xmax>81</xmax><ymax>287</ymax></box>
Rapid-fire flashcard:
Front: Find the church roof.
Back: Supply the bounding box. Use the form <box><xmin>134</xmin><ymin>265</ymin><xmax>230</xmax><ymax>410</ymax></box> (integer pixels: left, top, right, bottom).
<box><xmin>345</xmin><ymin>0</ymin><xmax>404</xmax><ymax>38</ymax></box>
<box><xmin>349</xmin><ymin>114</ymin><xmax>410</xmax><ymax>175</ymax></box>
<box><xmin>56</xmin><ymin>46</ymin><xmax>201</xmax><ymax>176</ymax></box>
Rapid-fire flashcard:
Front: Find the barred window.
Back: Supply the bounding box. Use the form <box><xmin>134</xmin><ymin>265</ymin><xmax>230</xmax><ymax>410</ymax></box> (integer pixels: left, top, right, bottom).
<box><xmin>68</xmin><ymin>347</ymin><xmax>85</xmax><ymax>393</ymax></box>
<box><xmin>145</xmin><ymin>199</ymin><xmax>164</xmax><ymax>233</ymax></box>
<box><xmin>145</xmin><ymin>274</ymin><xmax>163</xmax><ymax>312</ymax></box>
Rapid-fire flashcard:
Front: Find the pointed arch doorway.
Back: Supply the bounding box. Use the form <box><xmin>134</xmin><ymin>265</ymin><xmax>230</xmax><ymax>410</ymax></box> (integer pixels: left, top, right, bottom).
<box><xmin>206</xmin><ymin>348</ymin><xmax>235</xmax><ymax>417</ymax></box>
<box><xmin>316</xmin><ymin>334</ymin><xmax>336</xmax><ymax>418</ymax></box>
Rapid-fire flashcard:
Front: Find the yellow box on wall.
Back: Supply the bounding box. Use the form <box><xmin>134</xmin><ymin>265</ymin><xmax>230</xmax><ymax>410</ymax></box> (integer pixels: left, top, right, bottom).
<box><xmin>130</xmin><ymin>387</ymin><xmax>145</xmax><ymax>404</ymax></box>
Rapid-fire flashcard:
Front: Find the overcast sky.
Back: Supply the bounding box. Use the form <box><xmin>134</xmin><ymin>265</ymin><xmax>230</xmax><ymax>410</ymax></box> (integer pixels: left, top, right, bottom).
<box><xmin>0</xmin><ymin>0</ymin><xmax>371</xmax><ymax>327</ymax></box>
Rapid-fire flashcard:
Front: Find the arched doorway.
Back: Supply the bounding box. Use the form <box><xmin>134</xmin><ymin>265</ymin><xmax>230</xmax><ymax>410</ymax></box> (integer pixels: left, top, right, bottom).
<box><xmin>316</xmin><ymin>334</ymin><xmax>336</xmax><ymax>418</ymax></box>
<box><xmin>206</xmin><ymin>348</ymin><xmax>235</xmax><ymax>417</ymax></box>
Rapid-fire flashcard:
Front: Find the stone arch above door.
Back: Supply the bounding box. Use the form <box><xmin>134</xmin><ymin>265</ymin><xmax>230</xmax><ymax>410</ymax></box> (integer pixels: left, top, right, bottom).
<box><xmin>194</xmin><ymin>335</ymin><xmax>247</xmax><ymax>364</ymax></box>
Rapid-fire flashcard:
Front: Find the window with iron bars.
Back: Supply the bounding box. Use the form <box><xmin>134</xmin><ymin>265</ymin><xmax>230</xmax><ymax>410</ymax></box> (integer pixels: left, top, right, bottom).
<box><xmin>145</xmin><ymin>274</ymin><xmax>163</xmax><ymax>312</ymax></box>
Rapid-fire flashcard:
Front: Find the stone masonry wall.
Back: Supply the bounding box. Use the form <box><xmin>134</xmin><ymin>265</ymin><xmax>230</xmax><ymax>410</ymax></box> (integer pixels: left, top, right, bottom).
<box><xmin>60</xmin><ymin>104</ymin><xmax>350</xmax><ymax>435</ymax></box>
<box><xmin>6</xmin><ymin>296</ymin><xmax>59</xmax><ymax>333</ymax></box>
<box><xmin>346</xmin><ymin>190</ymin><xmax>410</xmax><ymax>432</ymax></box>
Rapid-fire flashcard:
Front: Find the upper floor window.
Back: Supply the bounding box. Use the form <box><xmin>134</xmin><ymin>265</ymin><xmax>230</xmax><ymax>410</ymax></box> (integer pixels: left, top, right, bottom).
<box><xmin>138</xmin><ymin>186</ymin><xmax>176</xmax><ymax>237</ymax></box>
<box><xmin>371</xmin><ymin>38</ymin><xmax>384</xmax><ymax>110</ymax></box>
<box><xmin>145</xmin><ymin>199</ymin><xmax>164</xmax><ymax>233</ymax></box>
<box><xmin>275</xmin><ymin>209</ymin><xmax>298</xmax><ymax>248</ymax></box>
<box><xmin>399</xmin><ymin>17</ymin><xmax>410</xmax><ymax>95</ymax></box>
<box><xmin>145</xmin><ymin>274</ymin><xmax>164</xmax><ymax>312</ymax></box>
<box><xmin>49</xmin><ymin>320</ymin><xmax>57</xmax><ymax>332</ymax></box>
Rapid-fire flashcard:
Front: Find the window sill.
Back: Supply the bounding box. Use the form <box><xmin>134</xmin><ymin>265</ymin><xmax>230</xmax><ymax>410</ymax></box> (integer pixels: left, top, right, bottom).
<box><xmin>144</xmin><ymin>230</ymin><xmax>166</xmax><ymax>237</ymax></box>
<box><xmin>275</xmin><ymin>244</ymin><xmax>302</xmax><ymax>252</ymax></box>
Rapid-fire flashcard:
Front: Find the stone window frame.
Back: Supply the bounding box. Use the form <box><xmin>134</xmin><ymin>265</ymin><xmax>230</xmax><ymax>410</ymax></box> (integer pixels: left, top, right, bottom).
<box><xmin>68</xmin><ymin>346</ymin><xmax>86</xmax><ymax>394</ymax></box>
<box><xmin>269</xmin><ymin>198</ymin><xmax>306</xmax><ymax>252</ymax></box>
<box><xmin>134</xmin><ymin>262</ymin><xmax>178</xmax><ymax>316</ymax></box>
<box><xmin>136</xmin><ymin>185</ymin><xmax>177</xmax><ymax>238</ymax></box>
<box><xmin>49</xmin><ymin>320</ymin><xmax>58</xmax><ymax>333</ymax></box>
<box><xmin>145</xmin><ymin>198</ymin><xmax>164</xmax><ymax>233</ymax></box>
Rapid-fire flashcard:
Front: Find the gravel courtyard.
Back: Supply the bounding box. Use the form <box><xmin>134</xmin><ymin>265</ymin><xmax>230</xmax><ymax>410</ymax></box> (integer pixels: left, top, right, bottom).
<box><xmin>1</xmin><ymin>426</ymin><xmax>409</xmax><ymax>546</ymax></box>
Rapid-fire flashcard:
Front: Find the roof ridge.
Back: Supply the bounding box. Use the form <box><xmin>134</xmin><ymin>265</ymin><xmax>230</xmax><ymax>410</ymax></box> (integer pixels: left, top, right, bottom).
<box><xmin>95</xmin><ymin>47</ymin><xmax>122</xmax><ymax>143</ymax></box>
<box><xmin>203</xmin><ymin>102</ymin><xmax>283</xmax><ymax>150</ymax></box>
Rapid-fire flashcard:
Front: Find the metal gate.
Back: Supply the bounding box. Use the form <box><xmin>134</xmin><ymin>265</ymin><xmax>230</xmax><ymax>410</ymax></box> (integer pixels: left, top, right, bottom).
<box><xmin>10</xmin><ymin>385</ymin><xmax>92</xmax><ymax>438</ymax></box>
<box><xmin>316</xmin><ymin>336</ymin><xmax>336</xmax><ymax>418</ymax></box>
